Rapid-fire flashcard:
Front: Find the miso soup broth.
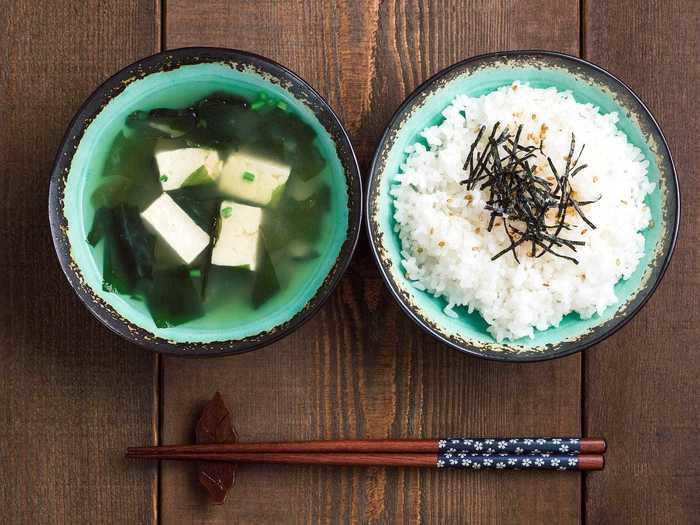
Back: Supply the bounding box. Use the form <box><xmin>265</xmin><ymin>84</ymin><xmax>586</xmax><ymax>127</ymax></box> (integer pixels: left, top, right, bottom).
<box><xmin>86</xmin><ymin>89</ymin><xmax>340</xmax><ymax>331</ymax></box>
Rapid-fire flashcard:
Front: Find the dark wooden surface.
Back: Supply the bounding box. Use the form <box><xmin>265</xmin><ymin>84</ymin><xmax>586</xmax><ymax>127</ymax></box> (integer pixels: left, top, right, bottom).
<box><xmin>0</xmin><ymin>1</ymin><xmax>160</xmax><ymax>524</ymax></box>
<box><xmin>583</xmin><ymin>1</ymin><xmax>700</xmax><ymax>523</ymax></box>
<box><xmin>0</xmin><ymin>1</ymin><xmax>697</xmax><ymax>524</ymax></box>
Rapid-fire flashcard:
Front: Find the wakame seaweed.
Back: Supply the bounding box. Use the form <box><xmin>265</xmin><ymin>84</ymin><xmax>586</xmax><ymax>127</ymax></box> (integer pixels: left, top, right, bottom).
<box><xmin>251</xmin><ymin>244</ymin><xmax>280</xmax><ymax>309</ymax></box>
<box><xmin>168</xmin><ymin>184</ymin><xmax>221</xmax><ymax>231</ymax></box>
<box><xmin>115</xmin><ymin>205</ymin><xmax>155</xmax><ymax>280</ymax></box>
<box><xmin>145</xmin><ymin>268</ymin><xmax>204</xmax><ymax>328</ymax></box>
<box><xmin>126</xmin><ymin>108</ymin><xmax>197</xmax><ymax>138</ymax></box>
<box><xmin>94</xmin><ymin>205</ymin><xmax>156</xmax><ymax>294</ymax></box>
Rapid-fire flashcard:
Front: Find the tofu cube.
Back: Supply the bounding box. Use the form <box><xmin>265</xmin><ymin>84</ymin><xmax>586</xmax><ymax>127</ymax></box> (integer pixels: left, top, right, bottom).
<box><xmin>218</xmin><ymin>150</ymin><xmax>290</xmax><ymax>207</ymax></box>
<box><xmin>155</xmin><ymin>143</ymin><xmax>222</xmax><ymax>191</ymax></box>
<box><xmin>140</xmin><ymin>193</ymin><xmax>210</xmax><ymax>265</ymax></box>
<box><xmin>211</xmin><ymin>201</ymin><xmax>262</xmax><ymax>270</ymax></box>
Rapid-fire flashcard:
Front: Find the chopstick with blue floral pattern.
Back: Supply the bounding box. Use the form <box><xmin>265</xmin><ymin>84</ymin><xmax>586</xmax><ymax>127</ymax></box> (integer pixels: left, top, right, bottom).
<box><xmin>128</xmin><ymin>437</ymin><xmax>605</xmax><ymax>471</ymax></box>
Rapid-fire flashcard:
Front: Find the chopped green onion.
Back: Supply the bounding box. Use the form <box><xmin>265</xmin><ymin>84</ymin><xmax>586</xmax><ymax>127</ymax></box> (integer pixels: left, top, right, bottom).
<box><xmin>259</xmin><ymin>92</ymin><xmax>268</xmax><ymax>100</ymax></box>
<box><xmin>242</xmin><ymin>171</ymin><xmax>256</xmax><ymax>182</ymax></box>
<box><xmin>276</xmin><ymin>101</ymin><xmax>288</xmax><ymax>111</ymax></box>
<box><xmin>251</xmin><ymin>100</ymin><xmax>266</xmax><ymax>111</ymax></box>
<box><xmin>159</xmin><ymin>175</ymin><xmax>168</xmax><ymax>182</ymax></box>
<box><xmin>221</xmin><ymin>206</ymin><xmax>233</xmax><ymax>218</ymax></box>
<box><xmin>189</xmin><ymin>268</ymin><xmax>201</xmax><ymax>278</ymax></box>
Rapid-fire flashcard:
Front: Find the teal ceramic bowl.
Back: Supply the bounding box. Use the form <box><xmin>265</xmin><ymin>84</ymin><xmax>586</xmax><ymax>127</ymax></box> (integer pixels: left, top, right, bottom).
<box><xmin>49</xmin><ymin>48</ymin><xmax>362</xmax><ymax>356</ymax></box>
<box><xmin>367</xmin><ymin>51</ymin><xmax>679</xmax><ymax>362</ymax></box>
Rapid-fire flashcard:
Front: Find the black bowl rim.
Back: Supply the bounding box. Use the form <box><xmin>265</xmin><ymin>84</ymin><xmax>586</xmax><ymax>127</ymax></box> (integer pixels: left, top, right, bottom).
<box><xmin>48</xmin><ymin>46</ymin><xmax>362</xmax><ymax>357</ymax></box>
<box><xmin>366</xmin><ymin>49</ymin><xmax>680</xmax><ymax>363</ymax></box>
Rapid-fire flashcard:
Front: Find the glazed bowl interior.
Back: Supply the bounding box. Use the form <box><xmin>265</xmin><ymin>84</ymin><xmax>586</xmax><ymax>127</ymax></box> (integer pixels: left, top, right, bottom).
<box><xmin>367</xmin><ymin>51</ymin><xmax>678</xmax><ymax>362</ymax></box>
<box><xmin>49</xmin><ymin>48</ymin><xmax>361</xmax><ymax>355</ymax></box>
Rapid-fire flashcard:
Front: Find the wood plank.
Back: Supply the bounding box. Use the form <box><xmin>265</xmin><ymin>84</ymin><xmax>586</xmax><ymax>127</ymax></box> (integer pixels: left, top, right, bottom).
<box><xmin>161</xmin><ymin>1</ymin><xmax>582</xmax><ymax>523</ymax></box>
<box><xmin>0</xmin><ymin>1</ymin><xmax>159</xmax><ymax>523</ymax></box>
<box><xmin>583</xmin><ymin>1</ymin><xmax>700</xmax><ymax>523</ymax></box>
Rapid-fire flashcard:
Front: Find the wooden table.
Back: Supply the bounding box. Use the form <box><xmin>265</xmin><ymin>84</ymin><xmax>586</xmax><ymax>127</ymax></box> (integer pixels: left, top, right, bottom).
<box><xmin>1</xmin><ymin>1</ymin><xmax>698</xmax><ymax>523</ymax></box>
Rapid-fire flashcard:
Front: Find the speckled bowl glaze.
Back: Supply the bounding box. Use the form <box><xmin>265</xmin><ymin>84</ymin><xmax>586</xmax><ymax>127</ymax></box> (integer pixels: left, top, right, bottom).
<box><xmin>49</xmin><ymin>47</ymin><xmax>362</xmax><ymax>356</ymax></box>
<box><xmin>367</xmin><ymin>50</ymin><xmax>679</xmax><ymax>362</ymax></box>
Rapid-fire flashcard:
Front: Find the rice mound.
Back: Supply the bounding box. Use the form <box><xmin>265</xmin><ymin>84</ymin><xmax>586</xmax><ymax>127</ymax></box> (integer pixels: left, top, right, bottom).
<box><xmin>391</xmin><ymin>82</ymin><xmax>654</xmax><ymax>342</ymax></box>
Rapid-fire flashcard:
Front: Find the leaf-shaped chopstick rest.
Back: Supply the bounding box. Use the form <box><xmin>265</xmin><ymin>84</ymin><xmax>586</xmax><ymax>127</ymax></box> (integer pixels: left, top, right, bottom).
<box><xmin>195</xmin><ymin>392</ymin><xmax>238</xmax><ymax>504</ymax></box>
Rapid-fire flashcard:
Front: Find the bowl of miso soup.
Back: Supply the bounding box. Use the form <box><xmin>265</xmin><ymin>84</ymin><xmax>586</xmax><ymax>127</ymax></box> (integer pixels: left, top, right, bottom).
<box><xmin>49</xmin><ymin>48</ymin><xmax>362</xmax><ymax>355</ymax></box>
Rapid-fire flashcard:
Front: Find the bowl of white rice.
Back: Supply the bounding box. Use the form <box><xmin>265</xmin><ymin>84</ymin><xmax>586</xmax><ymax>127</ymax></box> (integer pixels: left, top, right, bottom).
<box><xmin>367</xmin><ymin>51</ymin><xmax>679</xmax><ymax>361</ymax></box>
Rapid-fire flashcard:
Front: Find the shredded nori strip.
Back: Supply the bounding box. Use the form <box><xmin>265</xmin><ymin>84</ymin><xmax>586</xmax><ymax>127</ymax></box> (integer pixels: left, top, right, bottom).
<box><xmin>460</xmin><ymin>125</ymin><xmax>596</xmax><ymax>264</ymax></box>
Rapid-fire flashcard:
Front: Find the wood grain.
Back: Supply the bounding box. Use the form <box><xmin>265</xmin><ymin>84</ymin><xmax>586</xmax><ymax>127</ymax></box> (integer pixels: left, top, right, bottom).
<box><xmin>583</xmin><ymin>1</ymin><xmax>700</xmax><ymax>523</ymax></box>
<box><xmin>0</xmin><ymin>1</ymin><xmax>159</xmax><ymax>524</ymax></box>
<box><xmin>161</xmin><ymin>1</ymin><xmax>582</xmax><ymax>524</ymax></box>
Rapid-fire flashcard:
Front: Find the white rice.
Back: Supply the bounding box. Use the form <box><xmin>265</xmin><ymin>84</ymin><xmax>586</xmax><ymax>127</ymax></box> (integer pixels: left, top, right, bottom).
<box><xmin>391</xmin><ymin>82</ymin><xmax>654</xmax><ymax>342</ymax></box>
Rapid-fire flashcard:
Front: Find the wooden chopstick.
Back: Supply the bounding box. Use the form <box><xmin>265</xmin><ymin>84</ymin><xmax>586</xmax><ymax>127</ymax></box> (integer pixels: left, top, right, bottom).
<box><xmin>127</xmin><ymin>437</ymin><xmax>606</xmax><ymax>456</ymax></box>
<box><xmin>126</xmin><ymin>451</ymin><xmax>604</xmax><ymax>471</ymax></box>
